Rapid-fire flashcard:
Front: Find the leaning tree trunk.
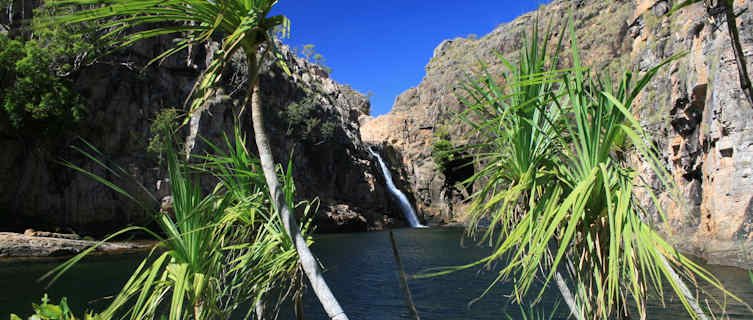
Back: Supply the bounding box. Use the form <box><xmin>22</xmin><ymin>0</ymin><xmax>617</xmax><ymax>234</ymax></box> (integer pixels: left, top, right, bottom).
<box><xmin>554</xmin><ymin>271</ymin><xmax>584</xmax><ymax>320</ymax></box>
<box><xmin>248</xmin><ymin>59</ymin><xmax>348</xmax><ymax>320</ymax></box>
<box><xmin>721</xmin><ymin>1</ymin><xmax>753</xmax><ymax>108</ymax></box>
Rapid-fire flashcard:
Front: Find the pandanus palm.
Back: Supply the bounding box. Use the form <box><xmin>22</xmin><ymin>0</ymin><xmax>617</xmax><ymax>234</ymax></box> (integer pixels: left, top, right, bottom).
<box><xmin>44</xmin><ymin>1</ymin><xmax>347</xmax><ymax>319</ymax></box>
<box><xmin>48</xmin><ymin>128</ymin><xmax>313</xmax><ymax>319</ymax></box>
<box><xmin>431</xmin><ymin>17</ymin><xmax>750</xmax><ymax>320</ymax></box>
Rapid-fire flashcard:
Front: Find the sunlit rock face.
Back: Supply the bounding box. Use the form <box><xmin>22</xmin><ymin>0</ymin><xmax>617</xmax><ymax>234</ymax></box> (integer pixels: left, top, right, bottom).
<box><xmin>363</xmin><ymin>0</ymin><xmax>753</xmax><ymax>267</ymax></box>
<box><xmin>362</xmin><ymin>0</ymin><xmax>640</xmax><ymax>227</ymax></box>
<box><xmin>0</xmin><ymin>32</ymin><xmax>402</xmax><ymax>235</ymax></box>
<box><xmin>628</xmin><ymin>0</ymin><xmax>753</xmax><ymax>267</ymax></box>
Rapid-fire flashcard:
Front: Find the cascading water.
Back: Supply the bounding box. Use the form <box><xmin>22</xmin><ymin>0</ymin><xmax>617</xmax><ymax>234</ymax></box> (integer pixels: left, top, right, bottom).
<box><xmin>368</xmin><ymin>147</ymin><xmax>426</xmax><ymax>228</ymax></box>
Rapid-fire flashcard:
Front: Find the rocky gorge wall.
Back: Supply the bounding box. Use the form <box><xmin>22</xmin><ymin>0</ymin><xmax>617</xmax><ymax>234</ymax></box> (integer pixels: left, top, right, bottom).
<box><xmin>362</xmin><ymin>0</ymin><xmax>753</xmax><ymax>267</ymax></box>
<box><xmin>0</xmin><ymin>33</ymin><xmax>405</xmax><ymax>235</ymax></box>
<box><xmin>630</xmin><ymin>0</ymin><xmax>753</xmax><ymax>266</ymax></box>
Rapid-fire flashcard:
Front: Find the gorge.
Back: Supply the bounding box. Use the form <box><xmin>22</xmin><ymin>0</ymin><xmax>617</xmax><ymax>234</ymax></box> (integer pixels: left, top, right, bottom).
<box><xmin>2</xmin><ymin>0</ymin><xmax>753</xmax><ymax>318</ymax></box>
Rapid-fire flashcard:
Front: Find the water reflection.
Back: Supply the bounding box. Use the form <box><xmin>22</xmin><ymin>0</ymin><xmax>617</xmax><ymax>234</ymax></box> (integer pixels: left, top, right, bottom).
<box><xmin>1</xmin><ymin>228</ymin><xmax>751</xmax><ymax>319</ymax></box>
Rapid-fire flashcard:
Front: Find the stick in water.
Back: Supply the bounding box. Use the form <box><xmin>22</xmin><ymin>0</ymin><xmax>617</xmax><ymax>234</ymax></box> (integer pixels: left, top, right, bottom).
<box><xmin>389</xmin><ymin>230</ymin><xmax>421</xmax><ymax>320</ymax></box>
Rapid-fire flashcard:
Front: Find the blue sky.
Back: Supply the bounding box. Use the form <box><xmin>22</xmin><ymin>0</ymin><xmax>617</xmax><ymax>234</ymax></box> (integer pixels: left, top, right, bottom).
<box><xmin>271</xmin><ymin>1</ymin><xmax>550</xmax><ymax>116</ymax></box>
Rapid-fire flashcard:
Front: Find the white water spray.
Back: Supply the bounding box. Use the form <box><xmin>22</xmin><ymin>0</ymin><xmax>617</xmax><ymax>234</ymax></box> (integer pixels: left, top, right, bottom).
<box><xmin>368</xmin><ymin>147</ymin><xmax>426</xmax><ymax>228</ymax></box>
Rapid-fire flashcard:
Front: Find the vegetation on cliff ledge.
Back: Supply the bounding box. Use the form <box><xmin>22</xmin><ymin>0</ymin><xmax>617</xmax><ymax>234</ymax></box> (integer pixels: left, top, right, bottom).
<box><xmin>0</xmin><ymin>22</ymin><xmax>89</xmax><ymax>136</ymax></box>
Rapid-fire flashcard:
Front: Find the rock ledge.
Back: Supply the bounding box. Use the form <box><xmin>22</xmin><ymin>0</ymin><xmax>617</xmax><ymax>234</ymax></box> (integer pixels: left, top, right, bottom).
<box><xmin>0</xmin><ymin>232</ymin><xmax>150</xmax><ymax>257</ymax></box>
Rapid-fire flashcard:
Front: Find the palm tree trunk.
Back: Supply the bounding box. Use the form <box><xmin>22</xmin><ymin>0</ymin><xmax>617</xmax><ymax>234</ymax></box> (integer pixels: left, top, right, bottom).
<box><xmin>295</xmin><ymin>296</ymin><xmax>305</xmax><ymax>320</ymax></box>
<box><xmin>634</xmin><ymin>214</ymin><xmax>708</xmax><ymax>319</ymax></box>
<box><xmin>256</xmin><ymin>296</ymin><xmax>265</xmax><ymax>320</ymax></box>
<box><xmin>185</xmin><ymin>106</ymin><xmax>204</xmax><ymax>160</ymax></box>
<box><xmin>554</xmin><ymin>271</ymin><xmax>584</xmax><ymax>320</ymax></box>
<box><xmin>194</xmin><ymin>302</ymin><xmax>203</xmax><ymax>320</ymax></box>
<box><xmin>658</xmin><ymin>254</ymin><xmax>709</xmax><ymax>320</ymax></box>
<box><xmin>389</xmin><ymin>230</ymin><xmax>421</xmax><ymax>320</ymax></box>
<box><xmin>248</xmin><ymin>61</ymin><xmax>348</xmax><ymax>320</ymax></box>
<box><xmin>722</xmin><ymin>2</ymin><xmax>753</xmax><ymax>108</ymax></box>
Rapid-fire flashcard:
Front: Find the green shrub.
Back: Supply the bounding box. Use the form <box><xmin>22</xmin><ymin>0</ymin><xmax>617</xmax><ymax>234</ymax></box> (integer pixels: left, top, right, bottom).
<box><xmin>10</xmin><ymin>294</ymin><xmax>99</xmax><ymax>320</ymax></box>
<box><xmin>279</xmin><ymin>97</ymin><xmax>337</xmax><ymax>144</ymax></box>
<box><xmin>0</xmin><ymin>29</ymin><xmax>91</xmax><ymax>136</ymax></box>
<box><xmin>31</xmin><ymin>6</ymin><xmax>97</xmax><ymax>76</ymax></box>
<box><xmin>147</xmin><ymin>108</ymin><xmax>180</xmax><ymax>154</ymax></box>
<box><xmin>432</xmin><ymin>138</ymin><xmax>455</xmax><ymax>172</ymax></box>
<box><xmin>0</xmin><ymin>6</ymin><xmax>94</xmax><ymax>136</ymax></box>
<box><xmin>320</xmin><ymin>120</ymin><xmax>336</xmax><ymax>138</ymax></box>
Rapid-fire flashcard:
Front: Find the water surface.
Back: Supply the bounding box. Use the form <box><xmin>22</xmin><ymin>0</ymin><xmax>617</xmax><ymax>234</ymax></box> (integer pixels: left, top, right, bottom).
<box><xmin>1</xmin><ymin>228</ymin><xmax>751</xmax><ymax>319</ymax></box>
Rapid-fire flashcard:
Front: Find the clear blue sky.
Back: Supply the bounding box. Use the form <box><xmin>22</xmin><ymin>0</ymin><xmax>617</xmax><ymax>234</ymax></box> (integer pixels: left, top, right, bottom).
<box><xmin>271</xmin><ymin>1</ymin><xmax>550</xmax><ymax>116</ymax></box>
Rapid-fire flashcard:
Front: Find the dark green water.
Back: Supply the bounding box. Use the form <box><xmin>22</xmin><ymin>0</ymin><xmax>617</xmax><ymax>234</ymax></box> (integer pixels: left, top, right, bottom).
<box><xmin>2</xmin><ymin>228</ymin><xmax>752</xmax><ymax>319</ymax></box>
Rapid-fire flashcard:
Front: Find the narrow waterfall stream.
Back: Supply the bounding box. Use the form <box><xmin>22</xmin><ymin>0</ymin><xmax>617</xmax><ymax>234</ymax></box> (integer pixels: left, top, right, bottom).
<box><xmin>368</xmin><ymin>147</ymin><xmax>426</xmax><ymax>228</ymax></box>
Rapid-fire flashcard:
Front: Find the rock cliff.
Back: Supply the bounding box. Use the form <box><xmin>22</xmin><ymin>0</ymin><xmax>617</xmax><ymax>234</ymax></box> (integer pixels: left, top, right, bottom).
<box><xmin>362</xmin><ymin>0</ymin><xmax>753</xmax><ymax>267</ymax></box>
<box><xmin>0</xmin><ymin>36</ymin><xmax>403</xmax><ymax>235</ymax></box>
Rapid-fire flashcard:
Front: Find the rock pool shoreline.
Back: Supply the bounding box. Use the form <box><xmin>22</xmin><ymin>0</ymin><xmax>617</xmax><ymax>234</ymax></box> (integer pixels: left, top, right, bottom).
<box><xmin>0</xmin><ymin>232</ymin><xmax>154</xmax><ymax>258</ymax></box>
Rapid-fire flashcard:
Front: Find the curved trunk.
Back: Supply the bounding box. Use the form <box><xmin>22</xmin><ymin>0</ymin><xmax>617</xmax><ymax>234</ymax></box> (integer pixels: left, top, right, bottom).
<box><xmin>248</xmin><ymin>57</ymin><xmax>348</xmax><ymax>320</ymax></box>
<box><xmin>255</xmin><ymin>294</ymin><xmax>265</xmax><ymax>320</ymax></box>
<box><xmin>722</xmin><ymin>2</ymin><xmax>753</xmax><ymax>108</ymax></box>
<box><xmin>554</xmin><ymin>271</ymin><xmax>584</xmax><ymax>320</ymax></box>
<box><xmin>658</xmin><ymin>254</ymin><xmax>709</xmax><ymax>320</ymax></box>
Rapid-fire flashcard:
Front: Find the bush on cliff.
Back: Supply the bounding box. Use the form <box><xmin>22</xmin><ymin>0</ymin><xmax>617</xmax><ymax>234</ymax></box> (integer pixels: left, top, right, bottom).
<box><xmin>0</xmin><ymin>34</ymin><xmax>86</xmax><ymax>136</ymax></box>
<box><xmin>0</xmin><ymin>6</ymin><xmax>94</xmax><ymax>137</ymax></box>
<box><xmin>279</xmin><ymin>97</ymin><xmax>337</xmax><ymax>144</ymax></box>
<box><xmin>431</xmin><ymin>138</ymin><xmax>454</xmax><ymax>173</ymax></box>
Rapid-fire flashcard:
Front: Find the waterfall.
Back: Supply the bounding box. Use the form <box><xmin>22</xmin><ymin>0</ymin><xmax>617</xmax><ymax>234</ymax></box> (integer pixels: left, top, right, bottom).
<box><xmin>368</xmin><ymin>147</ymin><xmax>426</xmax><ymax>228</ymax></box>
